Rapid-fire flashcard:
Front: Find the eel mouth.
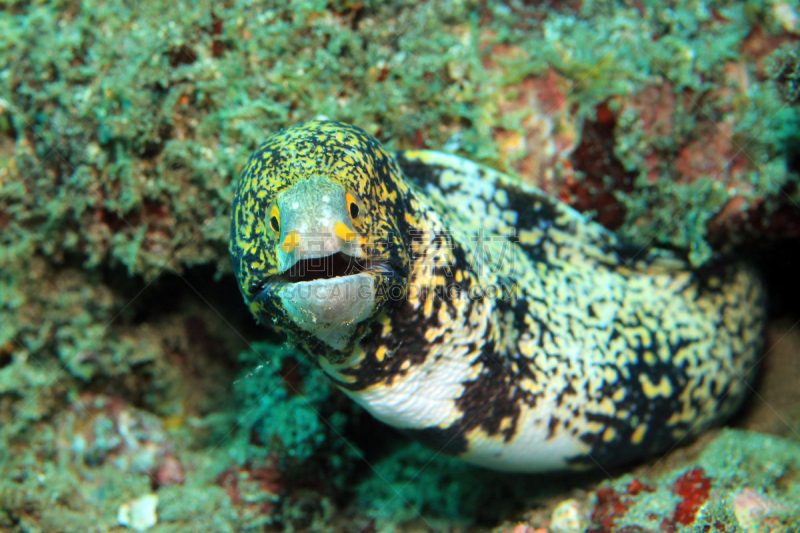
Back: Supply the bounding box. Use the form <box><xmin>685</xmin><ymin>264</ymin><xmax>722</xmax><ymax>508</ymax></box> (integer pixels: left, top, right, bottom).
<box><xmin>277</xmin><ymin>252</ymin><xmax>369</xmax><ymax>284</ymax></box>
<box><xmin>258</xmin><ymin>252</ymin><xmax>392</xmax><ymax>350</ymax></box>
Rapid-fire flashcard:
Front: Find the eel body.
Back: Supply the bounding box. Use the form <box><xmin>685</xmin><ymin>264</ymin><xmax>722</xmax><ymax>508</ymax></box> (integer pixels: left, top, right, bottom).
<box><xmin>229</xmin><ymin>120</ymin><xmax>766</xmax><ymax>472</ymax></box>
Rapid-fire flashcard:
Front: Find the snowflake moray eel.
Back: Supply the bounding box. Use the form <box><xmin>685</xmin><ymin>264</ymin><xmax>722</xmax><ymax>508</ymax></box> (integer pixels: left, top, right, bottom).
<box><xmin>230</xmin><ymin>120</ymin><xmax>766</xmax><ymax>472</ymax></box>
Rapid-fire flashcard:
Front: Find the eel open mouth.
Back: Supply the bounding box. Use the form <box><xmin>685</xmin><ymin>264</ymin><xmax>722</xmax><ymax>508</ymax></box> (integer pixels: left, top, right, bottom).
<box><xmin>278</xmin><ymin>252</ymin><xmax>368</xmax><ymax>284</ymax></box>
<box><xmin>263</xmin><ymin>252</ymin><xmax>386</xmax><ymax>351</ymax></box>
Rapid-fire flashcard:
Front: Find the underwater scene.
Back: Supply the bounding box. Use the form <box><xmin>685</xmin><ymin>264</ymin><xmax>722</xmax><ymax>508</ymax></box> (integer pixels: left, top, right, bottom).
<box><xmin>2</xmin><ymin>0</ymin><xmax>800</xmax><ymax>532</ymax></box>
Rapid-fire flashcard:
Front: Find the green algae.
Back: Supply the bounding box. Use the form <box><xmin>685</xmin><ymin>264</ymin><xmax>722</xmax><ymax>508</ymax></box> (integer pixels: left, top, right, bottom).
<box><xmin>1</xmin><ymin>0</ymin><xmax>479</xmax><ymax>279</ymax></box>
<box><xmin>691</xmin><ymin>497</ymin><xmax>741</xmax><ymax>533</ymax></box>
<box><xmin>0</xmin><ymin>427</ymin><xmax>243</xmax><ymax>533</ymax></box>
<box><xmin>693</xmin><ymin>430</ymin><xmax>800</xmax><ymax>532</ymax></box>
<box><xmin>354</xmin><ymin>442</ymin><xmax>482</xmax><ymax>527</ymax></box>
<box><xmin>231</xmin><ymin>341</ymin><xmax>360</xmax><ymax>474</ymax></box>
<box><xmin>156</xmin><ymin>485</ymin><xmax>238</xmax><ymax>533</ymax></box>
<box><xmin>696</xmin><ymin>429</ymin><xmax>800</xmax><ymax>493</ymax></box>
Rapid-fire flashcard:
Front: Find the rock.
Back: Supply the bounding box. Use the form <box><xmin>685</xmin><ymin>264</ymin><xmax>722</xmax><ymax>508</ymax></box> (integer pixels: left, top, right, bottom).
<box><xmin>550</xmin><ymin>498</ymin><xmax>588</xmax><ymax>533</ymax></box>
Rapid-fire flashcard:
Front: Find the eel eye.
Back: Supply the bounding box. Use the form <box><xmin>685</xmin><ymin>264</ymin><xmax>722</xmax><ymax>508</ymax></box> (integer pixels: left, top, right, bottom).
<box><xmin>269</xmin><ymin>204</ymin><xmax>280</xmax><ymax>233</ymax></box>
<box><xmin>346</xmin><ymin>191</ymin><xmax>363</xmax><ymax>225</ymax></box>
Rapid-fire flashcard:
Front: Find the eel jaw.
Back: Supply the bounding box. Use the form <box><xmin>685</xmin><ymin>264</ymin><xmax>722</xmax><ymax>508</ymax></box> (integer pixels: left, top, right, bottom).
<box><xmin>258</xmin><ymin>252</ymin><xmax>383</xmax><ymax>351</ymax></box>
<box><xmin>278</xmin><ymin>271</ymin><xmax>376</xmax><ymax>351</ymax></box>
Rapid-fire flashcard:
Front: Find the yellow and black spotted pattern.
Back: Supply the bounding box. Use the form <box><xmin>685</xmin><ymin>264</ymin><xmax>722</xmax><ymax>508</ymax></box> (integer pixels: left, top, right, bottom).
<box><xmin>230</xmin><ymin>120</ymin><xmax>766</xmax><ymax>472</ymax></box>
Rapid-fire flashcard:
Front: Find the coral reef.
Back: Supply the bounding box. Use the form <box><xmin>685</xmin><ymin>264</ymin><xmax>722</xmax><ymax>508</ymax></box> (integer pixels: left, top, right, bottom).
<box><xmin>498</xmin><ymin>430</ymin><xmax>800</xmax><ymax>532</ymax></box>
<box><xmin>1</xmin><ymin>0</ymin><xmax>799</xmax><ymax>531</ymax></box>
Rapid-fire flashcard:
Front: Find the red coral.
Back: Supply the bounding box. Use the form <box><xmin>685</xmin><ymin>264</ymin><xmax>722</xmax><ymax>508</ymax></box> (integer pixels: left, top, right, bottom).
<box><xmin>586</xmin><ymin>478</ymin><xmax>659</xmax><ymax>532</ymax></box>
<box><xmin>660</xmin><ymin>467</ymin><xmax>713</xmax><ymax>531</ymax></box>
<box><xmin>565</xmin><ymin>100</ymin><xmax>636</xmax><ymax>230</ymax></box>
<box><xmin>587</xmin><ymin>487</ymin><xmax>633</xmax><ymax>533</ymax></box>
<box><xmin>626</xmin><ymin>479</ymin><xmax>656</xmax><ymax>496</ymax></box>
<box><xmin>154</xmin><ymin>453</ymin><xmax>185</xmax><ymax>488</ymax></box>
<box><xmin>216</xmin><ymin>457</ymin><xmax>284</xmax><ymax>516</ymax></box>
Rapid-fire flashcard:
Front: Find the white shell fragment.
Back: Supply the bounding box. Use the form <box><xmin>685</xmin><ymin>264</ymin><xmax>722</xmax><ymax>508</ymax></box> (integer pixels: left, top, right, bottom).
<box><xmin>550</xmin><ymin>498</ymin><xmax>588</xmax><ymax>533</ymax></box>
<box><xmin>117</xmin><ymin>493</ymin><xmax>159</xmax><ymax>532</ymax></box>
